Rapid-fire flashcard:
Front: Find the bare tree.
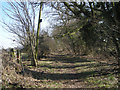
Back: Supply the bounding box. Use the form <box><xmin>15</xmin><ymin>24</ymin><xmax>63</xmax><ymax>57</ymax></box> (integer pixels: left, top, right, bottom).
<box><xmin>2</xmin><ymin>2</ymin><xmax>43</xmax><ymax>66</ymax></box>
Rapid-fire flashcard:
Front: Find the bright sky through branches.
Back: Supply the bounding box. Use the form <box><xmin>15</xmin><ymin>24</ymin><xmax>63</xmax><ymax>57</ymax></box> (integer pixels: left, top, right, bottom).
<box><xmin>0</xmin><ymin>2</ymin><xmax>50</xmax><ymax>49</ymax></box>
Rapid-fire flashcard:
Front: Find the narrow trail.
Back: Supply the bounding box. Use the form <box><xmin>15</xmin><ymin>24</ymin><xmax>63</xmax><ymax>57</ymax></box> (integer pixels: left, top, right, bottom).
<box><xmin>24</xmin><ymin>55</ymin><xmax>101</xmax><ymax>88</ymax></box>
<box><xmin>2</xmin><ymin>53</ymin><xmax>118</xmax><ymax>88</ymax></box>
<box><xmin>23</xmin><ymin>54</ymin><xmax>118</xmax><ymax>88</ymax></box>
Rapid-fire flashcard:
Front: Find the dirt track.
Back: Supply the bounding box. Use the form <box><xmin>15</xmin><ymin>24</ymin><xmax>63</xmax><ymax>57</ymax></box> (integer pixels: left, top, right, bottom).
<box><xmin>1</xmin><ymin>54</ymin><xmax>118</xmax><ymax>88</ymax></box>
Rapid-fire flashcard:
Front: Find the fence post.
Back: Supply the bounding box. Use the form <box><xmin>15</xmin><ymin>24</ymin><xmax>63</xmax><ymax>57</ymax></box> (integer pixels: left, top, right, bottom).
<box><xmin>17</xmin><ymin>49</ymin><xmax>20</xmax><ymax>63</ymax></box>
<box><xmin>10</xmin><ymin>48</ymin><xmax>15</xmax><ymax>59</ymax></box>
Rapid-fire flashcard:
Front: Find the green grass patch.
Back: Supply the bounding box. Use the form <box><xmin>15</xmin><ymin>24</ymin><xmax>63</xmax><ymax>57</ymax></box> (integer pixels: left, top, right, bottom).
<box><xmin>86</xmin><ymin>74</ymin><xmax>118</xmax><ymax>88</ymax></box>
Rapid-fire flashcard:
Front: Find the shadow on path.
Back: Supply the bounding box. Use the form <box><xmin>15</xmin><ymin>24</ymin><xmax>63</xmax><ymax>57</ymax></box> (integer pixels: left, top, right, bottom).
<box><xmin>24</xmin><ymin>68</ymin><xmax>97</xmax><ymax>80</ymax></box>
<box><xmin>21</xmin><ymin>54</ymin><xmax>118</xmax><ymax>81</ymax></box>
<box><xmin>38</xmin><ymin>64</ymin><xmax>94</xmax><ymax>69</ymax></box>
<box><xmin>40</xmin><ymin>55</ymin><xmax>91</xmax><ymax>63</ymax></box>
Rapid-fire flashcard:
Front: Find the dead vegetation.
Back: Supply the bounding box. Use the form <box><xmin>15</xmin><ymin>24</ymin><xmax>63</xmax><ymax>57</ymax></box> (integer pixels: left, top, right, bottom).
<box><xmin>1</xmin><ymin>52</ymin><xmax>119</xmax><ymax>88</ymax></box>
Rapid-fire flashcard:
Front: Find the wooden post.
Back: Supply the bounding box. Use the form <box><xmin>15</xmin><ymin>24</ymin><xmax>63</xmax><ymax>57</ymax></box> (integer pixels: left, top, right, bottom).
<box><xmin>16</xmin><ymin>49</ymin><xmax>20</xmax><ymax>63</ymax></box>
<box><xmin>10</xmin><ymin>48</ymin><xmax>15</xmax><ymax>59</ymax></box>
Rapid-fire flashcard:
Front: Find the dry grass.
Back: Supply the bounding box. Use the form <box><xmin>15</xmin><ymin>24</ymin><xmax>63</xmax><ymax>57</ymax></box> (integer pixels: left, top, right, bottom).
<box><xmin>1</xmin><ymin>53</ymin><xmax>119</xmax><ymax>88</ymax></box>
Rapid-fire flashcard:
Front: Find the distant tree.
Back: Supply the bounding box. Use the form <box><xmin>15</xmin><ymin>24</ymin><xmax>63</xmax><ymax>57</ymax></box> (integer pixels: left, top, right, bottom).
<box><xmin>38</xmin><ymin>32</ymin><xmax>50</xmax><ymax>58</ymax></box>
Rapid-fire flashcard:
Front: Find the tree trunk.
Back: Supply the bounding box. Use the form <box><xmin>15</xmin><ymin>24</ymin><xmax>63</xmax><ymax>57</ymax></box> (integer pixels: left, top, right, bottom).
<box><xmin>27</xmin><ymin>28</ymin><xmax>37</xmax><ymax>66</ymax></box>
<box><xmin>35</xmin><ymin>2</ymin><xmax>43</xmax><ymax>62</ymax></box>
<box><xmin>31</xmin><ymin>43</ymin><xmax>37</xmax><ymax>66</ymax></box>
